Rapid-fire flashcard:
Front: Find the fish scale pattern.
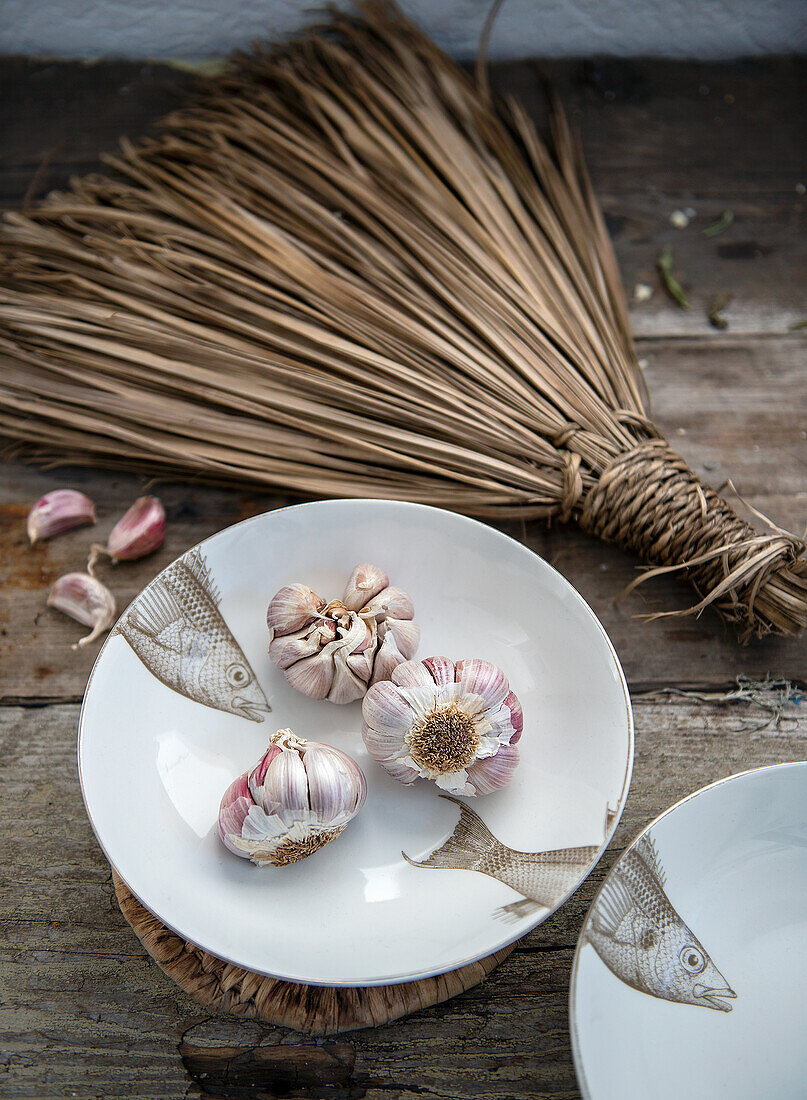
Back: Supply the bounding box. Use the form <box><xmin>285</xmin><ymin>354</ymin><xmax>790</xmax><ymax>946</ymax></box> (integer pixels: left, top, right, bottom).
<box><xmin>585</xmin><ymin>831</ymin><xmax>736</xmax><ymax>1010</ymax></box>
<box><xmin>117</xmin><ymin>550</ymin><xmax>270</xmax><ymax>722</ymax></box>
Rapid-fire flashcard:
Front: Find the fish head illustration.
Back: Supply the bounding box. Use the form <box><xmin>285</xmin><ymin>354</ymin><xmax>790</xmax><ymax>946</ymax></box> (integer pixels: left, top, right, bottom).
<box><xmin>197</xmin><ymin>637</ymin><xmax>270</xmax><ymax>722</ymax></box>
<box><xmin>655</xmin><ymin>926</ymin><xmax>737</xmax><ymax>1012</ymax></box>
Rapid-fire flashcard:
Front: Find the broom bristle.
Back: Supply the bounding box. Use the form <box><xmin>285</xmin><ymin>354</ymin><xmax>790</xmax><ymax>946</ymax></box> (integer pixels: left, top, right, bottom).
<box><xmin>0</xmin><ymin>1</ymin><xmax>804</xmax><ymax>641</ymax></box>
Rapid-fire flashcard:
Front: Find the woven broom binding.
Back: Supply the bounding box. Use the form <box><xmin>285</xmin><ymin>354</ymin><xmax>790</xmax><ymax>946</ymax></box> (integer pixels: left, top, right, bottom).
<box><xmin>578</xmin><ymin>440</ymin><xmax>807</xmax><ymax>640</ymax></box>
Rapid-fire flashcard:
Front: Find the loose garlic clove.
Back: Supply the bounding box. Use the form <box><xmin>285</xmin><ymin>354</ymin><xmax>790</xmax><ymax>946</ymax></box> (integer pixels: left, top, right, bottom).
<box><xmin>361</xmin><ymin>656</ymin><xmax>522</xmax><ymax>795</ymax></box>
<box><xmin>88</xmin><ymin>496</ymin><xmax>165</xmax><ymax>574</ymax></box>
<box><xmin>27</xmin><ymin>490</ymin><xmax>96</xmax><ymax>544</ymax></box>
<box><xmin>218</xmin><ymin>728</ymin><xmax>366</xmax><ymax>866</ymax></box>
<box><xmin>47</xmin><ymin>572</ymin><xmax>116</xmax><ymax>649</ymax></box>
<box><xmin>267</xmin><ymin>563</ymin><xmax>419</xmax><ymax>702</ymax></box>
<box><xmin>342</xmin><ymin>563</ymin><xmax>389</xmax><ymax>611</ymax></box>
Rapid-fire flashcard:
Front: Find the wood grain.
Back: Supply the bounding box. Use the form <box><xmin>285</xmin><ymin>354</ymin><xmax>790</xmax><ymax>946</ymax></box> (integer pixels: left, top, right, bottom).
<box><xmin>1</xmin><ymin>698</ymin><xmax>804</xmax><ymax>1098</ymax></box>
<box><xmin>1</xmin><ymin>53</ymin><xmax>805</xmax><ymax>1099</ymax></box>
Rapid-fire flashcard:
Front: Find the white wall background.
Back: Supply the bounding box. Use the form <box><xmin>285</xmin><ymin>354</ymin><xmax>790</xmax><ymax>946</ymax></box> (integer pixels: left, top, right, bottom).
<box><xmin>1</xmin><ymin>0</ymin><xmax>805</xmax><ymax>60</ymax></box>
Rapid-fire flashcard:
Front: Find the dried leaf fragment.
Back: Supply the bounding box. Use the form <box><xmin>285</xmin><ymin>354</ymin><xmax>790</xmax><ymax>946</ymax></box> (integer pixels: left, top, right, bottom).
<box><xmin>657</xmin><ymin>245</ymin><xmax>691</xmax><ymax>310</ymax></box>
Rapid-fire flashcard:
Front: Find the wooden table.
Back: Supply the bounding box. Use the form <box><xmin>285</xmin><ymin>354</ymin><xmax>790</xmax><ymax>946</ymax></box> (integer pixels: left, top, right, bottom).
<box><xmin>1</xmin><ymin>55</ymin><xmax>805</xmax><ymax>1099</ymax></box>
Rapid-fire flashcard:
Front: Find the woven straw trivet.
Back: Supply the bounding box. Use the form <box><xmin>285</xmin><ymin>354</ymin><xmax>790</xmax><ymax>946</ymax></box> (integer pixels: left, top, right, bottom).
<box><xmin>113</xmin><ymin>871</ymin><xmax>514</xmax><ymax>1034</ymax></box>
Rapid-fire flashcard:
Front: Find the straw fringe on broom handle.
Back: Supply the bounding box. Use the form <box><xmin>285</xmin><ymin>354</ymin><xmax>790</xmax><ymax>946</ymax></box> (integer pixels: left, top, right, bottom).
<box><xmin>575</xmin><ymin>439</ymin><xmax>807</xmax><ymax>641</ymax></box>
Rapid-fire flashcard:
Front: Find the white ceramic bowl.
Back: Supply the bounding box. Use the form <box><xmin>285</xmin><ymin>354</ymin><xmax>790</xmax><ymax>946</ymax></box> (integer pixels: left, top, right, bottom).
<box><xmin>79</xmin><ymin>500</ymin><xmax>632</xmax><ymax>986</ymax></box>
<box><xmin>571</xmin><ymin>761</ymin><xmax>807</xmax><ymax>1100</ymax></box>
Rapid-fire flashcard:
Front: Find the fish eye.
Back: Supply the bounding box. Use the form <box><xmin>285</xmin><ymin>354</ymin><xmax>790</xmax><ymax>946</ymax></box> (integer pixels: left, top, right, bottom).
<box><xmin>226</xmin><ymin>662</ymin><xmax>251</xmax><ymax>688</ymax></box>
<box><xmin>679</xmin><ymin>945</ymin><xmax>706</xmax><ymax>974</ymax></box>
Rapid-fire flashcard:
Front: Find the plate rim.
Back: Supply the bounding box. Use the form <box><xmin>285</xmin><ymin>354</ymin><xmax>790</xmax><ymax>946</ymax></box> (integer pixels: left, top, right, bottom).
<box><xmin>569</xmin><ymin>758</ymin><xmax>807</xmax><ymax>1100</ymax></box>
<box><xmin>78</xmin><ymin>497</ymin><xmax>634</xmax><ymax>987</ymax></box>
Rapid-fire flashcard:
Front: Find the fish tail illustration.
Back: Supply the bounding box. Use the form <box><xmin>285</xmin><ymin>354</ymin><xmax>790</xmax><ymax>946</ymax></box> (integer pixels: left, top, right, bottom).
<box><xmin>403</xmin><ymin>795</ymin><xmax>501</xmax><ymax>872</ymax></box>
<box><xmin>497</xmin><ymin>897</ymin><xmax>543</xmax><ymax>923</ymax></box>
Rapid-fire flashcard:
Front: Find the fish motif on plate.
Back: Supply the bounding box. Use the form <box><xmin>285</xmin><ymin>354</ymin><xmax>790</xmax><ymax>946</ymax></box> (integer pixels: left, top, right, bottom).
<box><xmin>114</xmin><ymin>549</ymin><xmax>270</xmax><ymax>722</ymax></box>
<box><xmin>584</xmin><ymin>832</ymin><xmax>736</xmax><ymax>1011</ymax></box>
<box><xmin>405</xmin><ymin>796</ymin><xmax>614</xmax><ymax>921</ymax></box>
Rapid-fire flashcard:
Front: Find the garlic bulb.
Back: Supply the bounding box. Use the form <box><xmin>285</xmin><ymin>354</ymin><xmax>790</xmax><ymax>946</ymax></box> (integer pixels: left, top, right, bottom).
<box><xmin>362</xmin><ymin>657</ymin><xmax>522</xmax><ymax>795</ymax></box>
<box><xmin>218</xmin><ymin>729</ymin><xmax>366</xmax><ymax>866</ymax></box>
<box><xmin>267</xmin><ymin>563</ymin><xmax>419</xmax><ymax>704</ymax></box>
<box><xmin>47</xmin><ymin>572</ymin><xmax>116</xmax><ymax>649</ymax></box>
<box><xmin>88</xmin><ymin>496</ymin><xmax>166</xmax><ymax>574</ymax></box>
<box><xmin>27</xmin><ymin>489</ymin><xmax>96</xmax><ymax>544</ymax></box>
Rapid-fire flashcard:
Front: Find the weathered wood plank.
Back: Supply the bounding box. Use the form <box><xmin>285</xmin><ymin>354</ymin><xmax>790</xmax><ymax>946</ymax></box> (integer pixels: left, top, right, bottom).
<box><xmin>0</xmin><ymin>57</ymin><xmax>198</xmax><ymax>206</ymax></box>
<box><xmin>0</xmin><ymin>697</ymin><xmax>804</xmax><ymax>1098</ymax></box>
<box><xmin>498</xmin><ymin>58</ymin><xmax>807</xmax><ymax>337</ymax></box>
<box><xmin>2</xmin><ymin>332</ymin><xmax>804</xmax><ymax>701</ymax></box>
<box><xmin>3</xmin><ymin>57</ymin><xmax>803</xmax><ymax>199</ymax></box>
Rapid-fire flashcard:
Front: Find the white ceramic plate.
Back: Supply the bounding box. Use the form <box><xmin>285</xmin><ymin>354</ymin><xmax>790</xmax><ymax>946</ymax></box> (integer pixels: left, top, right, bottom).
<box><xmin>79</xmin><ymin>499</ymin><xmax>632</xmax><ymax>986</ymax></box>
<box><xmin>571</xmin><ymin>761</ymin><xmax>807</xmax><ymax>1100</ymax></box>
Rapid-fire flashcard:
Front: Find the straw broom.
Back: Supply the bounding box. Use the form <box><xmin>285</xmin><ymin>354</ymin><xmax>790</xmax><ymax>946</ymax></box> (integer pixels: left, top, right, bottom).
<box><xmin>0</xmin><ymin>2</ymin><xmax>804</xmax><ymax>641</ymax></box>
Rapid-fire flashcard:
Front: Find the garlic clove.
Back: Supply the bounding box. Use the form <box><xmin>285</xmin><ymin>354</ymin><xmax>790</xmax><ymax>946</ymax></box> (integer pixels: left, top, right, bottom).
<box><xmin>267</xmin><ymin>583</ymin><xmax>325</xmax><ymax>636</ymax></box>
<box><xmin>304</xmin><ymin>742</ymin><xmax>367</xmax><ymax>821</ymax></box>
<box><xmin>217</xmin><ymin>773</ymin><xmax>254</xmax><ymax>856</ymax></box>
<box><xmin>284</xmin><ymin>648</ymin><xmax>336</xmax><ymax>700</ymax></box>
<box><xmin>362</xmin><ymin>679</ymin><xmax>416</xmax><ymax>734</ymax></box>
<box><xmin>327</xmin><ymin>657</ymin><xmax>368</xmax><ymax>704</ymax></box>
<box><xmin>47</xmin><ymin>572</ymin><xmax>116</xmax><ymax>648</ymax></box>
<box><xmin>383</xmin><ymin>618</ymin><xmax>420</xmax><ymax>661</ymax></box>
<box><xmin>346</xmin><ymin>646</ymin><xmax>374</xmax><ymax>683</ymax></box>
<box><xmin>269</xmin><ymin>622</ymin><xmax>330</xmax><ymax>670</ymax></box>
<box><xmin>88</xmin><ymin>496</ymin><xmax>166</xmax><ymax>574</ymax></box>
<box><xmin>218</xmin><ymin>729</ymin><xmax>367</xmax><ymax>866</ymax></box>
<box><xmin>466</xmin><ymin>742</ymin><xmax>520</xmax><ymax>795</ymax></box>
<box><xmin>455</xmin><ymin>658</ymin><xmax>510</xmax><ymax>710</ymax></box>
<box><xmin>503</xmin><ymin>690</ymin><xmax>524</xmax><ymax>743</ymax></box>
<box><xmin>252</xmin><ymin>744</ymin><xmax>309</xmax><ymax>822</ymax></box>
<box><xmin>371</xmin><ymin>751</ymin><xmax>420</xmax><ymax>785</ymax></box>
<box><xmin>421</xmin><ymin>655</ymin><xmax>456</xmax><ymax>685</ymax></box>
<box><xmin>342</xmin><ymin>563</ymin><xmax>389</xmax><ymax>611</ymax></box>
<box><xmin>370</xmin><ymin>631</ymin><xmax>408</xmax><ymax>686</ymax></box>
<box><xmin>339</xmin><ymin>609</ymin><xmax>372</xmax><ymax>653</ymax></box>
<box><xmin>349</xmin><ymin>618</ymin><xmax>376</xmax><ymax>655</ymax></box>
<box><xmin>388</xmin><ymin>658</ymin><xmax>433</xmax><ymax>689</ymax></box>
<box><xmin>362</xmin><ymin>585</ymin><xmax>415</xmax><ymax>620</ymax></box>
<box><xmin>248</xmin><ymin>743</ymin><xmax>284</xmax><ymax>789</ymax></box>
<box><xmin>27</xmin><ymin>489</ymin><xmax>96</xmax><ymax>544</ymax></box>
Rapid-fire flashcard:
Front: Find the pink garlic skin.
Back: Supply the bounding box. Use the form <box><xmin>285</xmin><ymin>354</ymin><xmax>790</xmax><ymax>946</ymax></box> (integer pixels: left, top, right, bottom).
<box><xmin>47</xmin><ymin>572</ymin><xmax>116</xmax><ymax>648</ymax></box>
<box><xmin>266</xmin><ymin>564</ymin><xmax>419</xmax><ymax>703</ymax></box>
<box><xmin>266</xmin><ymin>584</ymin><xmax>325</xmax><ymax>636</ymax></box>
<box><xmin>362</xmin><ymin>656</ymin><xmax>522</xmax><ymax>795</ymax></box>
<box><xmin>27</xmin><ymin>490</ymin><xmax>96</xmax><ymax>544</ymax></box>
<box><xmin>218</xmin><ymin>732</ymin><xmax>367</xmax><ymax>866</ymax></box>
<box><xmin>88</xmin><ymin>496</ymin><xmax>166</xmax><ymax>573</ymax></box>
